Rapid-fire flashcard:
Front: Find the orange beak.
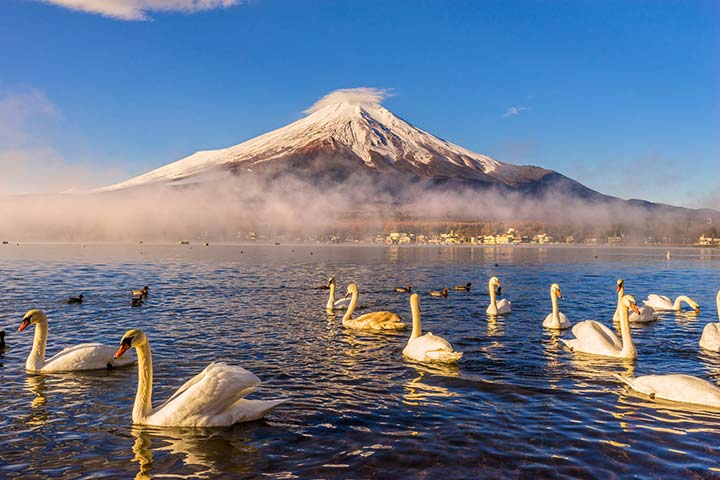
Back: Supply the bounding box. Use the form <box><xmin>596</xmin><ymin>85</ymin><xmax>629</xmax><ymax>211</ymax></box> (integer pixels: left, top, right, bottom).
<box><xmin>631</xmin><ymin>304</ymin><xmax>640</xmax><ymax>314</ymax></box>
<box><xmin>114</xmin><ymin>343</ymin><xmax>130</xmax><ymax>359</ymax></box>
<box><xmin>616</xmin><ymin>285</ymin><xmax>621</xmax><ymax>293</ymax></box>
<box><xmin>556</xmin><ymin>290</ymin><xmax>562</xmax><ymax>299</ymax></box>
<box><xmin>694</xmin><ymin>306</ymin><xmax>700</xmax><ymax>315</ymax></box>
<box><xmin>18</xmin><ymin>319</ymin><xmax>30</xmax><ymax>332</ymax></box>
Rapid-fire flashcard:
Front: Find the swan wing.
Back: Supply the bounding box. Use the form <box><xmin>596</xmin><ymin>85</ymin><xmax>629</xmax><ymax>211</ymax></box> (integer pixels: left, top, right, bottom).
<box><xmin>643</xmin><ymin>294</ymin><xmax>673</xmax><ymax>310</ymax></box>
<box><xmin>403</xmin><ymin>333</ymin><xmax>462</xmax><ymax>363</ymax></box>
<box><xmin>150</xmin><ymin>362</ymin><xmax>280</xmax><ymax>427</ymax></box>
<box><xmin>543</xmin><ymin>312</ymin><xmax>572</xmax><ymax>330</ymax></box>
<box><xmin>700</xmin><ymin>323</ymin><xmax>720</xmax><ymax>352</ymax></box>
<box><xmin>618</xmin><ymin>374</ymin><xmax>720</xmax><ymax>407</ymax></box>
<box><xmin>566</xmin><ymin>320</ymin><xmax>622</xmax><ymax>355</ymax></box>
<box><xmin>497</xmin><ymin>299</ymin><xmax>511</xmax><ymax>314</ymax></box>
<box><xmin>41</xmin><ymin>343</ymin><xmax>136</xmax><ymax>372</ymax></box>
<box><xmin>630</xmin><ymin>306</ymin><xmax>657</xmax><ymax>323</ymax></box>
<box><xmin>344</xmin><ymin>311</ymin><xmax>406</xmax><ymax>330</ymax></box>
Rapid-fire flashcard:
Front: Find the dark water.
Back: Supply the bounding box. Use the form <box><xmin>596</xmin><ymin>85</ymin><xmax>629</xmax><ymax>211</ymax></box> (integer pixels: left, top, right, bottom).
<box><xmin>1</xmin><ymin>244</ymin><xmax>720</xmax><ymax>479</ymax></box>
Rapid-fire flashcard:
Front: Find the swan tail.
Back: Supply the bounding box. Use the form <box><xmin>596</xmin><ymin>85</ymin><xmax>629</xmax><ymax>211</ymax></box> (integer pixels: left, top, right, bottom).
<box><xmin>229</xmin><ymin>397</ymin><xmax>288</xmax><ymax>423</ymax></box>
<box><xmin>426</xmin><ymin>350</ymin><xmax>463</xmax><ymax>363</ymax></box>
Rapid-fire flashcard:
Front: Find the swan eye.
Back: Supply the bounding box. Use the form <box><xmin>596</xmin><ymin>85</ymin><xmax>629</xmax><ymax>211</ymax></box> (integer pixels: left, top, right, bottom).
<box><xmin>122</xmin><ymin>337</ymin><xmax>133</xmax><ymax>347</ymax></box>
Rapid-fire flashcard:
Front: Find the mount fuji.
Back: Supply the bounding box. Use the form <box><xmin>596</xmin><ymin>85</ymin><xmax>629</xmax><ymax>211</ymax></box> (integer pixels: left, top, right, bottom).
<box><xmin>100</xmin><ymin>88</ymin><xmax>600</xmax><ymax>200</ymax></box>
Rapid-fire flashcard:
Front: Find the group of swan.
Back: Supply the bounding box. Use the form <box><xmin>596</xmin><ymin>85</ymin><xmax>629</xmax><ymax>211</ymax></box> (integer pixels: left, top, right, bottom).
<box><xmin>12</xmin><ymin>276</ymin><xmax>719</xmax><ymax>424</ymax></box>
<box><xmin>616</xmin><ymin>290</ymin><xmax>720</xmax><ymax>408</ymax></box>
<box><xmin>15</xmin><ymin>309</ymin><xmax>285</xmax><ymax>427</ymax></box>
<box><xmin>328</xmin><ymin>279</ymin><xmax>465</xmax><ymax>363</ymax></box>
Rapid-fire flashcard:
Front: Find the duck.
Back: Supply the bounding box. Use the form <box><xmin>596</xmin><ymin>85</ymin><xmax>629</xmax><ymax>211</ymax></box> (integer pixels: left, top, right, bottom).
<box><xmin>113</xmin><ymin>329</ymin><xmax>286</xmax><ymax>427</ymax></box>
<box><xmin>325</xmin><ymin>276</ymin><xmax>351</xmax><ymax>311</ymax></box>
<box><xmin>342</xmin><ymin>283</ymin><xmax>406</xmax><ymax>331</ymax></box>
<box><xmin>403</xmin><ymin>294</ymin><xmax>463</xmax><ymax>364</ymax></box>
<box><xmin>17</xmin><ymin>309</ymin><xmax>135</xmax><ymax>372</ymax></box>
<box><xmin>613</xmin><ymin>279</ymin><xmax>657</xmax><ymax>323</ymax></box>
<box><xmin>453</xmin><ymin>282</ymin><xmax>472</xmax><ymax>291</ymax></box>
<box><xmin>132</xmin><ymin>286</ymin><xmax>149</xmax><ymax>297</ymax></box>
<box><xmin>542</xmin><ymin>283</ymin><xmax>571</xmax><ymax>330</ymax></box>
<box><xmin>486</xmin><ymin>277</ymin><xmax>511</xmax><ymax>315</ymax></box>
<box><xmin>429</xmin><ymin>288</ymin><xmax>449</xmax><ymax>297</ymax></box>
<box><xmin>616</xmin><ymin>373</ymin><xmax>720</xmax><ymax>408</ymax></box>
<box><xmin>395</xmin><ymin>285</ymin><xmax>413</xmax><ymax>293</ymax></box>
<box><xmin>561</xmin><ymin>295</ymin><xmax>639</xmax><ymax>359</ymax></box>
<box><xmin>67</xmin><ymin>294</ymin><xmax>84</xmax><ymax>304</ymax></box>
<box><xmin>643</xmin><ymin>293</ymin><xmax>699</xmax><ymax>314</ymax></box>
<box><xmin>699</xmin><ymin>290</ymin><xmax>720</xmax><ymax>351</ymax></box>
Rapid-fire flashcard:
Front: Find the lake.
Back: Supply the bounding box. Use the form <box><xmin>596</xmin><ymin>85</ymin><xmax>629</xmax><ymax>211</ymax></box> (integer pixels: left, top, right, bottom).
<box><xmin>1</xmin><ymin>244</ymin><xmax>719</xmax><ymax>479</ymax></box>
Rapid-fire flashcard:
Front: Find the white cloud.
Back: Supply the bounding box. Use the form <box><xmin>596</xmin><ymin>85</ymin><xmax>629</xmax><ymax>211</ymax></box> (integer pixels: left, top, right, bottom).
<box><xmin>305</xmin><ymin>87</ymin><xmax>393</xmax><ymax>114</ymax></box>
<box><xmin>35</xmin><ymin>0</ymin><xmax>242</xmax><ymax>21</ymax></box>
<box><xmin>0</xmin><ymin>87</ymin><xmax>123</xmax><ymax>194</ymax></box>
<box><xmin>502</xmin><ymin>106</ymin><xmax>528</xmax><ymax>118</ymax></box>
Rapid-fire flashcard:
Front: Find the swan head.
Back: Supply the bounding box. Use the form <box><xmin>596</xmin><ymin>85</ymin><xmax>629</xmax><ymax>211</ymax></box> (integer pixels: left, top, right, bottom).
<box><xmin>115</xmin><ymin>329</ymin><xmax>147</xmax><ymax>358</ymax></box>
<box><xmin>616</xmin><ymin>279</ymin><xmax>624</xmax><ymax>293</ymax></box>
<box><xmin>551</xmin><ymin>283</ymin><xmax>562</xmax><ymax>298</ymax></box>
<box><xmin>489</xmin><ymin>276</ymin><xmax>502</xmax><ymax>295</ymax></box>
<box><xmin>327</xmin><ymin>276</ymin><xmax>335</xmax><ymax>287</ymax></box>
<box><xmin>621</xmin><ymin>295</ymin><xmax>640</xmax><ymax>314</ymax></box>
<box><xmin>18</xmin><ymin>309</ymin><xmax>47</xmax><ymax>332</ymax></box>
<box><xmin>344</xmin><ymin>283</ymin><xmax>358</xmax><ymax>298</ymax></box>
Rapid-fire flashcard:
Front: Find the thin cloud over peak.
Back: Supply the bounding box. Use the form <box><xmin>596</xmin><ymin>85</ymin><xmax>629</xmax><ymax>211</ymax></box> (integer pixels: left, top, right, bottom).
<box><xmin>35</xmin><ymin>0</ymin><xmax>242</xmax><ymax>21</ymax></box>
<box><xmin>502</xmin><ymin>106</ymin><xmax>528</xmax><ymax>118</ymax></box>
<box><xmin>304</xmin><ymin>88</ymin><xmax>394</xmax><ymax>114</ymax></box>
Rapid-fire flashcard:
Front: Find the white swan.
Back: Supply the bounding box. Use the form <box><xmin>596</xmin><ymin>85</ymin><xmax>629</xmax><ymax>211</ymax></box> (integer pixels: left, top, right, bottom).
<box><xmin>114</xmin><ymin>329</ymin><xmax>286</xmax><ymax>427</ymax></box>
<box><xmin>561</xmin><ymin>295</ymin><xmax>640</xmax><ymax>359</ymax></box>
<box><xmin>613</xmin><ymin>279</ymin><xmax>657</xmax><ymax>323</ymax></box>
<box><xmin>699</xmin><ymin>290</ymin><xmax>720</xmax><ymax>352</ymax></box>
<box><xmin>342</xmin><ymin>283</ymin><xmax>406</xmax><ymax>331</ymax></box>
<box><xmin>403</xmin><ymin>293</ymin><xmax>463</xmax><ymax>364</ymax></box>
<box><xmin>616</xmin><ymin>373</ymin><xmax>720</xmax><ymax>408</ymax></box>
<box><xmin>325</xmin><ymin>277</ymin><xmax>350</xmax><ymax>311</ymax></box>
<box><xmin>486</xmin><ymin>276</ymin><xmax>511</xmax><ymax>315</ymax></box>
<box><xmin>643</xmin><ymin>293</ymin><xmax>700</xmax><ymax>314</ymax></box>
<box><xmin>542</xmin><ymin>283</ymin><xmax>571</xmax><ymax>330</ymax></box>
<box><xmin>17</xmin><ymin>309</ymin><xmax>135</xmax><ymax>373</ymax></box>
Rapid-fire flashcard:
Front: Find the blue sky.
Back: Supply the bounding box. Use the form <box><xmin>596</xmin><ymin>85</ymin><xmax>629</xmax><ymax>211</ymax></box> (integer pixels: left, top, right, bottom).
<box><xmin>1</xmin><ymin>0</ymin><xmax>718</xmax><ymax>207</ymax></box>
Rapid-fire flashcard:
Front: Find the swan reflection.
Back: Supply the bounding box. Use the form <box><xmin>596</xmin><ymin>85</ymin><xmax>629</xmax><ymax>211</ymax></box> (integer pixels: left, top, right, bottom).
<box><xmin>131</xmin><ymin>426</ymin><xmax>260</xmax><ymax>479</ymax></box>
<box><xmin>402</xmin><ymin>366</ymin><xmax>459</xmax><ymax>406</ymax></box>
<box><xmin>24</xmin><ymin>374</ymin><xmax>48</xmax><ymax>426</ymax></box>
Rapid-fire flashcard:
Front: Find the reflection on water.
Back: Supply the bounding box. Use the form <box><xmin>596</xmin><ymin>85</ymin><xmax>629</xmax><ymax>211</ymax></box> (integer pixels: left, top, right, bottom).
<box><xmin>1</xmin><ymin>244</ymin><xmax>720</xmax><ymax>478</ymax></box>
<box><xmin>25</xmin><ymin>375</ymin><xmax>48</xmax><ymax>427</ymax></box>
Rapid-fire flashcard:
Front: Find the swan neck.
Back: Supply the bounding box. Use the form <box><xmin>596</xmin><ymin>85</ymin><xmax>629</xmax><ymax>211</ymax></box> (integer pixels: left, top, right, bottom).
<box><xmin>489</xmin><ymin>282</ymin><xmax>497</xmax><ymax>308</ymax></box>
<box><xmin>716</xmin><ymin>292</ymin><xmax>720</xmax><ymax>321</ymax></box>
<box><xmin>342</xmin><ymin>289</ymin><xmax>358</xmax><ymax>322</ymax></box>
<box><xmin>26</xmin><ymin>320</ymin><xmax>48</xmax><ymax>371</ymax></box>
<box><xmin>551</xmin><ymin>290</ymin><xmax>559</xmax><ymax>323</ymax></box>
<box><xmin>619</xmin><ymin>306</ymin><xmax>636</xmax><ymax>357</ymax></box>
<box><xmin>326</xmin><ymin>283</ymin><xmax>336</xmax><ymax>310</ymax></box>
<box><xmin>133</xmin><ymin>342</ymin><xmax>153</xmax><ymax>423</ymax></box>
<box><xmin>673</xmin><ymin>296</ymin><xmax>690</xmax><ymax>310</ymax></box>
<box><xmin>410</xmin><ymin>299</ymin><xmax>422</xmax><ymax>340</ymax></box>
<box><xmin>615</xmin><ymin>286</ymin><xmax>624</xmax><ymax>318</ymax></box>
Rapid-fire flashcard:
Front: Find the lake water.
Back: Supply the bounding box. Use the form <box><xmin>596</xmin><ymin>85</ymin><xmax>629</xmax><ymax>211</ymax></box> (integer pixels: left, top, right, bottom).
<box><xmin>1</xmin><ymin>244</ymin><xmax>720</xmax><ymax>479</ymax></box>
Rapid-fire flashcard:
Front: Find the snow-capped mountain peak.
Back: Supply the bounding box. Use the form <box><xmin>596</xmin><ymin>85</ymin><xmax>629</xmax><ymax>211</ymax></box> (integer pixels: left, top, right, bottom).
<box><xmin>101</xmin><ymin>88</ymin><xmax>549</xmax><ymax>191</ymax></box>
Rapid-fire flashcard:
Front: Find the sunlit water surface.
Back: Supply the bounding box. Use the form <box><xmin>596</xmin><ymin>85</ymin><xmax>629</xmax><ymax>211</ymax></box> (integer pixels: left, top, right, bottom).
<box><xmin>1</xmin><ymin>244</ymin><xmax>720</xmax><ymax>479</ymax></box>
